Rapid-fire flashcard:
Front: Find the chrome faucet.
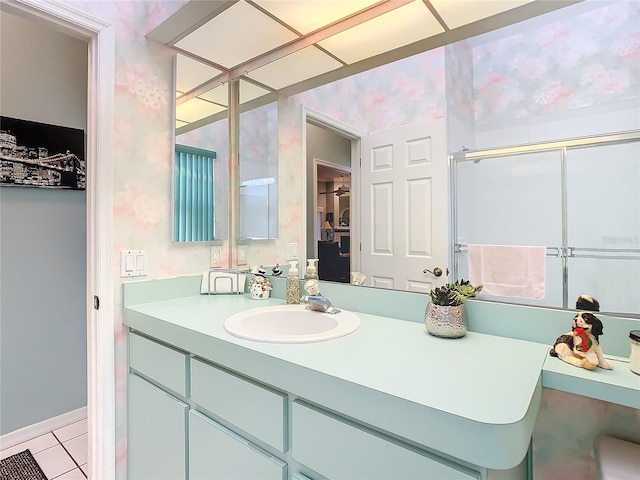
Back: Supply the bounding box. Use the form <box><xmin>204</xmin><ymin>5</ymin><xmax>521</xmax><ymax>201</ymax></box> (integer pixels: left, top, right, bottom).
<box><xmin>300</xmin><ymin>294</ymin><xmax>341</xmax><ymax>314</ymax></box>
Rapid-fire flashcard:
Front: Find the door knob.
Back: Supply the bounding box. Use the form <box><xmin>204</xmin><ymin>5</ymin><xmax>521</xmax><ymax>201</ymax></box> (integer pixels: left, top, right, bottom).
<box><xmin>423</xmin><ymin>267</ymin><xmax>447</xmax><ymax>277</ymax></box>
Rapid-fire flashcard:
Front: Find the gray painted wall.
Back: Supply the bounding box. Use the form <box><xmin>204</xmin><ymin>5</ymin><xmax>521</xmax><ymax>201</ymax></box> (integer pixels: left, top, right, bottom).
<box><xmin>0</xmin><ymin>11</ymin><xmax>88</xmax><ymax>434</ymax></box>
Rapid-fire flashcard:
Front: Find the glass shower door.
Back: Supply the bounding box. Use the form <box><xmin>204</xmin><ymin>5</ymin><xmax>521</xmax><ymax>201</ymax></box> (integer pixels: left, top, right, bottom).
<box><xmin>454</xmin><ymin>149</ymin><xmax>564</xmax><ymax>307</ymax></box>
<box><xmin>566</xmin><ymin>140</ymin><xmax>640</xmax><ymax>315</ymax></box>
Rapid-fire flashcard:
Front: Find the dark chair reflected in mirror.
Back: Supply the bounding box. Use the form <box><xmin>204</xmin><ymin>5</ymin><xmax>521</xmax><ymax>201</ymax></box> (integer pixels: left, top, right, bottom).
<box><xmin>317</xmin><ymin>241</ymin><xmax>350</xmax><ymax>283</ymax></box>
<box><xmin>339</xmin><ymin>235</ymin><xmax>350</xmax><ymax>254</ymax></box>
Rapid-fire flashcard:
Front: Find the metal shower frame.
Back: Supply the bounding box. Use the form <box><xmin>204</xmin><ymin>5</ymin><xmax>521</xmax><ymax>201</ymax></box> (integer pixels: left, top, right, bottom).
<box><xmin>449</xmin><ymin>129</ymin><xmax>640</xmax><ymax>310</ymax></box>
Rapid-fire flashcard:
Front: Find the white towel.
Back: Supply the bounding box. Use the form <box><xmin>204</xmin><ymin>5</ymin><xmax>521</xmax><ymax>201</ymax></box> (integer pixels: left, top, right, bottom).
<box><xmin>467</xmin><ymin>244</ymin><xmax>546</xmax><ymax>300</ymax></box>
<box><xmin>200</xmin><ymin>271</ymin><xmax>246</xmax><ymax>294</ymax></box>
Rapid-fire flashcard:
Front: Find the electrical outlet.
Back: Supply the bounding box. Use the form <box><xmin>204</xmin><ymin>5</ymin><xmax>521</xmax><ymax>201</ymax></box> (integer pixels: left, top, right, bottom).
<box><xmin>210</xmin><ymin>246</ymin><xmax>221</xmax><ymax>268</ymax></box>
<box><xmin>286</xmin><ymin>242</ymin><xmax>298</xmax><ymax>261</ymax></box>
<box><xmin>237</xmin><ymin>246</ymin><xmax>247</xmax><ymax>266</ymax></box>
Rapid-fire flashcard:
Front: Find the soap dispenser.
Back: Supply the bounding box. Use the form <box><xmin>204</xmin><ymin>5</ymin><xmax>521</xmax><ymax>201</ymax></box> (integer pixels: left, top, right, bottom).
<box><xmin>286</xmin><ymin>261</ymin><xmax>300</xmax><ymax>304</ymax></box>
<box><xmin>304</xmin><ymin>259</ymin><xmax>318</xmax><ymax>280</ymax></box>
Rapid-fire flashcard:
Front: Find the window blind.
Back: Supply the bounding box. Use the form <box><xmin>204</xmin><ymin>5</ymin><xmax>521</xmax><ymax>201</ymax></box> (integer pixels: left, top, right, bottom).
<box><xmin>174</xmin><ymin>145</ymin><xmax>216</xmax><ymax>242</ymax></box>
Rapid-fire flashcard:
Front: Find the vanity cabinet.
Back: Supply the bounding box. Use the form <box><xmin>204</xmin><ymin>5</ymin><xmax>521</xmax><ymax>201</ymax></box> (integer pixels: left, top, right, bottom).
<box><xmin>127</xmin><ymin>329</ymin><xmax>525</xmax><ymax>480</ymax></box>
<box><xmin>128</xmin><ymin>373</ymin><xmax>188</xmax><ymax>480</ymax></box>
<box><xmin>191</xmin><ymin>357</ymin><xmax>287</xmax><ymax>452</ymax></box>
<box><xmin>292</xmin><ymin>401</ymin><xmax>478</xmax><ymax>480</ymax></box>
<box><xmin>128</xmin><ymin>332</ymin><xmax>190</xmax><ymax>479</ymax></box>
<box><xmin>189</xmin><ymin>410</ymin><xmax>286</xmax><ymax>480</ymax></box>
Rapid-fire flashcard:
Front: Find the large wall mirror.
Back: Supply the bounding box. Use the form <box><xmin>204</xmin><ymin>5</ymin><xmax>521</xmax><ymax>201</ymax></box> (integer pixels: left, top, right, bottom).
<box><xmin>293</xmin><ymin>1</ymin><xmax>639</xmax><ymax>317</ymax></box>
<box><xmin>152</xmin><ymin>1</ymin><xmax>638</xmax><ymax>316</ymax></box>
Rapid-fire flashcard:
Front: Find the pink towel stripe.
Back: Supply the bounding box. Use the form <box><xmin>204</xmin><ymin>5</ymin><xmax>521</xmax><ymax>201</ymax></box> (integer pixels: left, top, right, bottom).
<box><xmin>467</xmin><ymin>244</ymin><xmax>546</xmax><ymax>300</ymax></box>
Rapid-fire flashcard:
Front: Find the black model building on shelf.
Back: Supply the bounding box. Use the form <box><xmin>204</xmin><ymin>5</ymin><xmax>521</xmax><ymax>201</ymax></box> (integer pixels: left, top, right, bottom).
<box><xmin>0</xmin><ymin>116</ymin><xmax>85</xmax><ymax>190</ymax></box>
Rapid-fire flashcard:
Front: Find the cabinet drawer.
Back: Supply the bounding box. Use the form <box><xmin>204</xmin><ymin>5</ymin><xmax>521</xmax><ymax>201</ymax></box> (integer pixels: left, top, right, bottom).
<box><xmin>189</xmin><ymin>410</ymin><xmax>286</xmax><ymax>480</ymax></box>
<box><xmin>191</xmin><ymin>358</ymin><xmax>286</xmax><ymax>452</ymax></box>
<box><xmin>292</xmin><ymin>474</ymin><xmax>314</xmax><ymax>480</ymax></box>
<box><xmin>129</xmin><ymin>332</ymin><xmax>188</xmax><ymax>397</ymax></box>
<box><xmin>292</xmin><ymin>401</ymin><xmax>478</xmax><ymax>480</ymax></box>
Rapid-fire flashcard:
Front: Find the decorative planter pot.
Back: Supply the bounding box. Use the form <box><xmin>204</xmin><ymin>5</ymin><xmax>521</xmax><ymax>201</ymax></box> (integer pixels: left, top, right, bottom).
<box><xmin>425</xmin><ymin>303</ymin><xmax>466</xmax><ymax>338</ymax></box>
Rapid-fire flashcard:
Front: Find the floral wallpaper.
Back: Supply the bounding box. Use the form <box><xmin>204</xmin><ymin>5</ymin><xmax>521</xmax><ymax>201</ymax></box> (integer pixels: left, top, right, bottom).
<box><xmin>45</xmin><ymin>0</ymin><xmax>640</xmax><ymax>478</ymax></box>
<box><xmin>472</xmin><ymin>1</ymin><xmax>640</xmax><ymax>125</ymax></box>
<box><xmin>56</xmin><ymin>1</ymin><xmax>195</xmax><ymax>477</ymax></box>
<box><xmin>445</xmin><ymin>41</ymin><xmax>475</xmax><ymax>125</ymax></box>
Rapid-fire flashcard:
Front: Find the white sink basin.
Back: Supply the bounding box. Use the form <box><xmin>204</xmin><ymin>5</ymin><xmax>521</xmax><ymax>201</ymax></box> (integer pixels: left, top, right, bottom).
<box><xmin>224</xmin><ymin>305</ymin><xmax>361</xmax><ymax>343</ymax></box>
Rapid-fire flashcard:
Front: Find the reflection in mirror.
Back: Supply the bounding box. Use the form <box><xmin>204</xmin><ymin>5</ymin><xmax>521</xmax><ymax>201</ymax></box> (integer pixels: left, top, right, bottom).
<box><xmin>175</xmin><ymin>117</ymin><xmax>229</xmax><ymax>242</ymax></box>
<box><xmin>294</xmin><ymin>1</ymin><xmax>640</xmax><ymax>316</ymax></box>
<box><xmin>174</xmin><ymin>53</ymin><xmax>229</xmax><ymax>243</ymax></box>
<box><xmin>314</xmin><ymin>161</ymin><xmax>352</xmax><ymax>283</ymax></box>
<box><xmin>173</xmin><ymin>144</ymin><xmax>217</xmax><ymax>242</ymax></box>
<box><xmin>238</xmin><ymin>79</ymin><xmax>278</xmax><ymax>240</ymax></box>
<box><xmin>306</xmin><ymin>123</ymin><xmax>352</xmax><ymax>264</ymax></box>
<box><xmin>452</xmin><ymin>135</ymin><xmax>640</xmax><ymax>315</ymax></box>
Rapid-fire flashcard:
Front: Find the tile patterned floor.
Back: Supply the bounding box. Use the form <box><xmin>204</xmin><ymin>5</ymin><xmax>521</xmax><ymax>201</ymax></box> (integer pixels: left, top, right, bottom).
<box><xmin>1</xmin><ymin>418</ymin><xmax>88</xmax><ymax>479</ymax></box>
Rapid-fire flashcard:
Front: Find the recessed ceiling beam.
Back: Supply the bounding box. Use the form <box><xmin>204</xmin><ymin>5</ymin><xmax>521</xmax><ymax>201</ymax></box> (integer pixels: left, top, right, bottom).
<box><xmin>229</xmin><ymin>0</ymin><xmax>413</xmax><ymax>79</ymax></box>
<box><xmin>423</xmin><ymin>0</ymin><xmax>450</xmax><ymax>31</ymax></box>
<box><xmin>279</xmin><ymin>0</ymin><xmax>583</xmax><ymax>98</ymax></box>
<box><xmin>239</xmin><ymin>76</ymin><xmax>279</xmax><ymax>95</ymax></box>
<box><xmin>177</xmin><ymin>71</ymin><xmax>228</xmax><ymax>106</ymax></box>
<box><xmin>146</xmin><ymin>0</ymin><xmax>238</xmax><ymax>45</ymax></box>
<box><xmin>175</xmin><ymin>92</ymin><xmax>280</xmax><ymax>136</ymax></box>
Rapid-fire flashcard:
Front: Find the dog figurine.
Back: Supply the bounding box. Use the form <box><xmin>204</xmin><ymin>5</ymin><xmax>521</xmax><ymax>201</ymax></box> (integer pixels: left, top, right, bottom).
<box><xmin>575</xmin><ymin>294</ymin><xmax>600</xmax><ymax>312</ymax></box>
<box><xmin>550</xmin><ymin>311</ymin><xmax>613</xmax><ymax>370</ymax></box>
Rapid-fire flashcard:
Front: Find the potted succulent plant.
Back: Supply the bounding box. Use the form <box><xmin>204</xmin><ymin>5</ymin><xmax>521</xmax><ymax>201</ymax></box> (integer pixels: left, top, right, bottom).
<box><xmin>425</xmin><ymin>280</ymin><xmax>482</xmax><ymax>338</ymax></box>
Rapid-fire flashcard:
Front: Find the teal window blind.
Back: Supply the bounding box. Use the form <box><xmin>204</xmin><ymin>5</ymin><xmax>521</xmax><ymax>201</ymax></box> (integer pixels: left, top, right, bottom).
<box><xmin>174</xmin><ymin>145</ymin><xmax>216</xmax><ymax>242</ymax></box>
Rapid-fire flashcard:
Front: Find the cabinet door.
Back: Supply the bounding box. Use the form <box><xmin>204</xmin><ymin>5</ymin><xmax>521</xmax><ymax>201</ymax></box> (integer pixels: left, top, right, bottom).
<box><xmin>190</xmin><ymin>410</ymin><xmax>286</xmax><ymax>480</ymax></box>
<box><xmin>292</xmin><ymin>402</ymin><xmax>478</xmax><ymax>480</ymax></box>
<box><xmin>128</xmin><ymin>374</ymin><xmax>188</xmax><ymax>480</ymax></box>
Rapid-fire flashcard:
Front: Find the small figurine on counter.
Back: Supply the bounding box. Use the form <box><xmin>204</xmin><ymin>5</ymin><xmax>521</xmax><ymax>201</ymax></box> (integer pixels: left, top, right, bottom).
<box><xmin>249</xmin><ymin>275</ymin><xmax>272</xmax><ymax>300</ymax></box>
<box><xmin>549</xmin><ymin>295</ymin><xmax>613</xmax><ymax>370</ymax></box>
<box><xmin>271</xmin><ymin>263</ymin><xmax>283</xmax><ymax>276</ymax></box>
<box><xmin>257</xmin><ymin>265</ymin><xmax>267</xmax><ymax>277</ymax></box>
<box><xmin>350</xmin><ymin>272</ymin><xmax>366</xmax><ymax>286</ymax></box>
<box><xmin>575</xmin><ymin>294</ymin><xmax>600</xmax><ymax>312</ymax></box>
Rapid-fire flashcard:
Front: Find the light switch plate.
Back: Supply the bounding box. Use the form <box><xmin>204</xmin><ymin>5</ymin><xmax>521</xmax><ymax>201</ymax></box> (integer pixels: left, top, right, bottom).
<box><xmin>120</xmin><ymin>250</ymin><xmax>147</xmax><ymax>277</ymax></box>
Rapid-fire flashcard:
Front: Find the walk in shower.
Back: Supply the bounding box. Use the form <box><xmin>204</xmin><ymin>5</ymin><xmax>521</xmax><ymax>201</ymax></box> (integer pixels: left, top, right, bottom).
<box><xmin>451</xmin><ymin>130</ymin><xmax>640</xmax><ymax>316</ymax></box>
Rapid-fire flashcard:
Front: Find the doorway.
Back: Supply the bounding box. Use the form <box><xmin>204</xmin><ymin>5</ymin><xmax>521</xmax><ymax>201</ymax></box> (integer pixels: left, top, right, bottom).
<box><xmin>303</xmin><ymin>109</ymin><xmax>364</xmax><ymax>278</ymax></box>
<box><xmin>0</xmin><ymin>1</ymin><xmax>116</xmax><ymax>478</ymax></box>
<box><xmin>315</xmin><ymin>161</ymin><xmax>351</xmax><ymax>254</ymax></box>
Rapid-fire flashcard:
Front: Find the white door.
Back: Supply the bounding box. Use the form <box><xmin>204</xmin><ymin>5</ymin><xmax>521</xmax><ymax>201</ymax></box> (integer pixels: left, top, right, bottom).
<box><xmin>360</xmin><ymin>120</ymin><xmax>448</xmax><ymax>292</ymax></box>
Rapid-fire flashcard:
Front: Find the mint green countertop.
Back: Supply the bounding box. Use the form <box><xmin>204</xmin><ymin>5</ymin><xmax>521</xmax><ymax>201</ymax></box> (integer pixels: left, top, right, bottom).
<box><xmin>124</xmin><ymin>294</ymin><xmax>548</xmax><ymax>470</ymax></box>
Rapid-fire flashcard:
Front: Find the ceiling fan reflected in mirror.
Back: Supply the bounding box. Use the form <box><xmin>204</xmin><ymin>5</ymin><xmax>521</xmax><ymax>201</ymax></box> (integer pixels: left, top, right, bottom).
<box><xmin>320</xmin><ymin>175</ymin><xmax>349</xmax><ymax>197</ymax></box>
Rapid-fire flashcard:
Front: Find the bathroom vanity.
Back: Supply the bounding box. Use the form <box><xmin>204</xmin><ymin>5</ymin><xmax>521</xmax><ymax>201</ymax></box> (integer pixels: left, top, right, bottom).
<box><xmin>123</xmin><ymin>286</ymin><xmax>557</xmax><ymax>480</ymax></box>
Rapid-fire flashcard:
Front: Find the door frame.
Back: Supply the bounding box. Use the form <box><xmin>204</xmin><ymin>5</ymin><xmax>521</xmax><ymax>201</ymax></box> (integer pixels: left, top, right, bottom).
<box><xmin>302</xmin><ymin>107</ymin><xmax>366</xmax><ymax>273</ymax></box>
<box><xmin>0</xmin><ymin>1</ymin><xmax>115</xmax><ymax>478</ymax></box>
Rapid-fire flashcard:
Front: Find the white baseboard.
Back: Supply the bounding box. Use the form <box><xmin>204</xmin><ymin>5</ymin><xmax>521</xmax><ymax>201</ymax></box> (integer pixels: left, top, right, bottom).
<box><xmin>0</xmin><ymin>406</ymin><xmax>87</xmax><ymax>451</ymax></box>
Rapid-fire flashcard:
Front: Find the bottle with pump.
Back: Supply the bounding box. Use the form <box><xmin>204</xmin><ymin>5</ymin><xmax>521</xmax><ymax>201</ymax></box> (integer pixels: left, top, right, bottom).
<box><xmin>304</xmin><ymin>259</ymin><xmax>318</xmax><ymax>280</ymax></box>
<box><xmin>286</xmin><ymin>261</ymin><xmax>300</xmax><ymax>304</ymax></box>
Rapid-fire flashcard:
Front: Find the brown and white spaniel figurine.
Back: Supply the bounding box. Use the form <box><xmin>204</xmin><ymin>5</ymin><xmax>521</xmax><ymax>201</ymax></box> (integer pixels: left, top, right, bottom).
<box><xmin>549</xmin><ymin>295</ymin><xmax>612</xmax><ymax>370</ymax></box>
